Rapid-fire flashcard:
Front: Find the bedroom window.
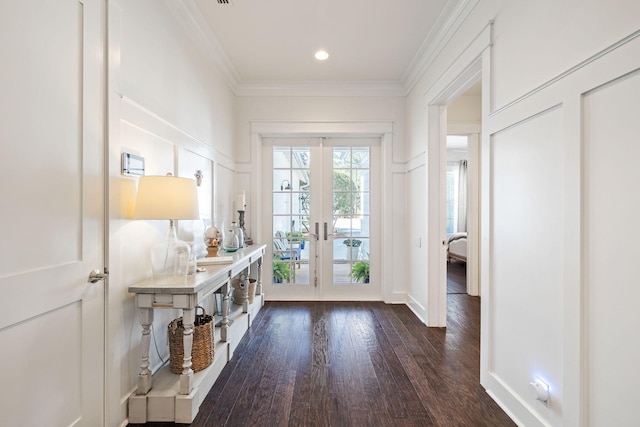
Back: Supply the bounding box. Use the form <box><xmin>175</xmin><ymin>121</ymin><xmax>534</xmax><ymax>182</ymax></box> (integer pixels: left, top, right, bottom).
<box><xmin>446</xmin><ymin>163</ymin><xmax>459</xmax><ymax>234</ymax></box>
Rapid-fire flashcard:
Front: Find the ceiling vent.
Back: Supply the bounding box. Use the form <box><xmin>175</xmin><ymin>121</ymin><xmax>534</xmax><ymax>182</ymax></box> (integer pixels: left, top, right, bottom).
<box><xmin>217</xmin><ymin>0</ymin><xmax>233</xmax><ymax>4</ymax></box>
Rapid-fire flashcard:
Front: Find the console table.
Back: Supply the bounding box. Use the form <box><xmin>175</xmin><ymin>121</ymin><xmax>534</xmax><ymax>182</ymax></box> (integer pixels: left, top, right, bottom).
<box><xmin>128</xmin><ymin>244</ymin><xmax>266</xmax><ymax>424</ymax></box>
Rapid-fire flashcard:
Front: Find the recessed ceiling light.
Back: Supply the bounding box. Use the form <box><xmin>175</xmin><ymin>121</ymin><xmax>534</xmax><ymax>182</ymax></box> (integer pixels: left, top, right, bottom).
<box><xmin>315</xmin><ymin>50</ymin><xmax>329</xmax><ymax>61</ymax></box>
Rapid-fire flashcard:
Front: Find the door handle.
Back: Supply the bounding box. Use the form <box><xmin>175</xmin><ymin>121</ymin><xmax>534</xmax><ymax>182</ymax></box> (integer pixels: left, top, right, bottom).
<box><xmin>304</xmin><ymin>223</ymin><xmax>320</xmax><ymax>241</ymax></box>
<box><xmin>88</xmin><ymin>269</ymin><xmax>109</xmax><ymax>284</ymax></box>
<box><xmin>323</xmin><ymin>222</ymin><xmax>333</xmax><ymax>240</ymax></box>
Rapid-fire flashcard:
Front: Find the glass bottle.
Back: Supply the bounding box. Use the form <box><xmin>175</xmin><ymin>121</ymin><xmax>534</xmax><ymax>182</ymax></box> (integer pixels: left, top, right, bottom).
<box><xmin>222</xmin><ymin>224</ymin><xmax>239</xmax><ymax>252</ymax></box>
<box><xmin>232</xmin><ymin>221</ymin><xmax>244</xmax><ymax>249</ymax></box>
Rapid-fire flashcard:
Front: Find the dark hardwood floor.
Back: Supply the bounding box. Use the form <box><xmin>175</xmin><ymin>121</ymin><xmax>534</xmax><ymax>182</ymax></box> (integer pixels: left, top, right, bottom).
<box><xmin>447</xmin><ymin>260</ymin><xmax>467</xmax><ymax>294</ymax></box>
<box><xmin>130</xmin><ymin>270</ymin><xmax>514</xmax><ymax>427</ymax></box>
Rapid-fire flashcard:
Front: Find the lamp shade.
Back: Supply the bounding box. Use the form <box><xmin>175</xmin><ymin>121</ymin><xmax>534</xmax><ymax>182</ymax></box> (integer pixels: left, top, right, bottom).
<box><xmin>134</xmin><ymin>175</ymin><xmax>199</xmax><ymax>220</ymax></box>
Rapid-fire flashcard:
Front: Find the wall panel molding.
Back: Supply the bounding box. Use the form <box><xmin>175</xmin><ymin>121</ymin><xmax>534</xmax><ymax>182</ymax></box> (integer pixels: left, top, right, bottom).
<box><xmin>491</xmin><ymin>29</ymin><xmax>640</xmax><ymax>117</ymax></box>
<box><xmin>480</xmin><ymin>25</ymin><xmax>640</xmax><ymax>427</ymax></box>
<box><xmin>582</xmin><ymin>69</ymin><xmax>640</xmax><ymax>425</ymax></box>
<box><xmin>120</xmin><ymin>94</ymin><xmax>235</xmax><ymax>169</ymax></box>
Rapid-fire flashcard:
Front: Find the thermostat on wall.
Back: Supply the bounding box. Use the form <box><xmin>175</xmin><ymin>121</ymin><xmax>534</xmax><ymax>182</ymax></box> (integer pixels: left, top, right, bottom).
<box><xmin>121</xmin><ymin>152</ymin><xmax>145</xmax><ymax>176</ymax></box>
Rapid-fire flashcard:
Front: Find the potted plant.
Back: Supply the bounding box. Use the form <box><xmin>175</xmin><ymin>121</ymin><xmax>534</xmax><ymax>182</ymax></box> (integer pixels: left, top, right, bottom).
<box><xmin>286</xmin><ymin>230</ymin><xmax>306</xmax><ymax>249</ymax></box>
<box><xmin>273</xmin><ymin>261</ymin><xmax>291</xmax><ymax>283</ymax></box>
<box><xmin>343</xmin><ymin>238</ymin><xmax>362</xmax><ymax>260</ymax></box>
<box><xmin>351</xmin><ymin>261</ymin><xmax>370</xmax><ymax>283</ymax></box>
<box><xmin>342</xmin><ymin>238</ymin><xmax>362</xmax><ymax>247</ymax></box>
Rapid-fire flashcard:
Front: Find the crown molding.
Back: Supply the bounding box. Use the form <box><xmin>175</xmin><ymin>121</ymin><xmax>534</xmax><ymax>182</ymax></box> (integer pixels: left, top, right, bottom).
<box><xmin>401</xmin><ymin>0</ymin><xmax>480</xmax><ymax>94</ymax></box>
<box><xmin>235</xmin><ymin>80</ymin><xmax>406</xmax><ymax>97</ymax></box>
<box><xmin>164</xmin><ymin>0</ymin><xmax>241</xmax><ymax>94</ymax></box>
<box><xmin>167</xmin><ymin>0</ymin><xmax>477</xmax><ymax>98</ymax></box>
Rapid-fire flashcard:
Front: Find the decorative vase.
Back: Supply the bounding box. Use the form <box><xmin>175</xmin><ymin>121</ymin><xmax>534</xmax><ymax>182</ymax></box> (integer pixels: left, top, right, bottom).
<box><xmin>150</xmin><ymin>221</ymin><xmax>190</xmax><ymax>281</ymax></box>
<box><xmin>222</xmin><ymin>225</ymin><xmax>239</xmax><ymax>252</ymax></box>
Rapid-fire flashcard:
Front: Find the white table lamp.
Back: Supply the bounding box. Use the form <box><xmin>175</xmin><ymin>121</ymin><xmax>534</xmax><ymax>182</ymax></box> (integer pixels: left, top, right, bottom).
<box><xmin>134</xmin><ymin>174</ymin><xmax>199</xmax><ymax>281</ymax></box>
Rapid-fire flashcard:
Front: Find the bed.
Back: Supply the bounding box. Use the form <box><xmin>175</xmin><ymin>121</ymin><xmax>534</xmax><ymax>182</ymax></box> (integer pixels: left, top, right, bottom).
<box><xmin>447</xmin><ymin>232</ymin><xmax>467</xmax><ymax>262</ymax></box>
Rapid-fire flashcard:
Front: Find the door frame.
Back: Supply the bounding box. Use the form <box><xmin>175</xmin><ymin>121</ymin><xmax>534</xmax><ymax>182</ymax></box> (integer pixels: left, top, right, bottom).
<box><xmin>250</xmin><ymin>121</ymin><xmax>393</xmax><ymax>301</ymax></box>
<box><xmin>425</xmin><ymin>56</ymin><xmax>484</xmax><ymax>327</ymax></box>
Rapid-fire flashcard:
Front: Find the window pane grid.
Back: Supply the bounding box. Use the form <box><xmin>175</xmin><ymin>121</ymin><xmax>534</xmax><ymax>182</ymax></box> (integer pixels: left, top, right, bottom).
<box><xmin>332</xmin><ymin>147</ymin><xmax>371</xmax><ymax>285</ymax></box>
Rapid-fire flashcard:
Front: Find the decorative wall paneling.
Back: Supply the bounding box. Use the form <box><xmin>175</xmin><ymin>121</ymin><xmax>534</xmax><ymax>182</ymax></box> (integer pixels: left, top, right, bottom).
<box><xmin>488</xmin><ymin>107</ymin><xmax>564</xmax><ymax>427</ymax></box>
<box><xmin>481</xmin><ymin>30</ymin><xmax>640</xmax><ymax>427</ymax></box>
<box><xmin>112</xmin><ymin>94</ymin><xmax>242</xmax><ymax>425</ymax></box>
<box><xmin>405</xmin><ymin>162</ymin><xmax>428</xmax><ymax>320</ymax></box>
<box><xmin>582</xmin><ymin>69</ymin><xmax>640</xmax><ymax>426</ymax></box>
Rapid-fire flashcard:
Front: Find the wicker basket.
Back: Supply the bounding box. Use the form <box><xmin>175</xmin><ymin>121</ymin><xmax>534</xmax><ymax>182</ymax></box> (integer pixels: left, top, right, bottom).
<box><xmin>232</xmin><ymin>278</ymin><xmax>257</xmax><ymax>305</ymax></box>
<box><xmin>168</xmin><ymin>306</ymin><xmax>214</xmax><ymax>374</ymax></box>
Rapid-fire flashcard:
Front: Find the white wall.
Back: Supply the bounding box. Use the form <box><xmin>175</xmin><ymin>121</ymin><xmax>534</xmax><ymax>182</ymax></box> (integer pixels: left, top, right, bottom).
<box><xmin>106</xmin><ymin>1</ymin><xmax>237</xmax><ymax>425</ymax></box>
<box><xmin>583</xmin><ymin>70</ymin><xmax>640</xmax><ymax>426</ymax></box>
<box><xmin>447</xmin><ymin>93</ymin><xmax>481</xmax><ymax>124</ymax></box>
<box><xmin>405</xmin><ymin>0</ymin><xmax>640</xmax><ymax>425</ymax></box>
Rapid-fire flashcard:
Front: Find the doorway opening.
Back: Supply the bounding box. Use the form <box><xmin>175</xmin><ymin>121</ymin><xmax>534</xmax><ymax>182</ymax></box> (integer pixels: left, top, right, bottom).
<box><xmin>445</xmin><ymin>135</ymin><xmax>470</xmax><ymax>295</ymax></box>
<box><xmin>444</xmin><ymin>79</ymin><xmax>481</xmax><ymax>296</ymax></box>
<box><xmin>444</xmin><ymin>80</ymin><xmax>481</xmax><ymax>301</ymax></box>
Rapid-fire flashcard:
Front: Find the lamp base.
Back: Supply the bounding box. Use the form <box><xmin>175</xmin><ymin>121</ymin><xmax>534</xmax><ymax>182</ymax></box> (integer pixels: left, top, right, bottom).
<box><xmin>150</xmin><ymin>220</ymin><xmax>190</xmax><ymax>281</ymax></box>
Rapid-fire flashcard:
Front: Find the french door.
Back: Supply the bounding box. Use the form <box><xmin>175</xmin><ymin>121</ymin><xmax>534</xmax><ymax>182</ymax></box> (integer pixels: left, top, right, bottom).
<box><xmin>262</xmin><ymin>138</ymin><xmax>381</xmax><ymax>300</ymax></box>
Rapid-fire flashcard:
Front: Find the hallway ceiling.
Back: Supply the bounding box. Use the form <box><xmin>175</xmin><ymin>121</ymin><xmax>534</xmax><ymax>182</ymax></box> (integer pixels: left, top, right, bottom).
<box><xmin>191</xmin><ymin>0</ymin><xmax>458</xmax><ymax>93</ymax></box>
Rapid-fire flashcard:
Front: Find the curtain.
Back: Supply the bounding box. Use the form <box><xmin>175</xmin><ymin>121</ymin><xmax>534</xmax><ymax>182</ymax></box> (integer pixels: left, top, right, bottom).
<box><xmin>457</xmin><ymin>160</ymin><xmax>468</xmax><ymax>232</ymax></box>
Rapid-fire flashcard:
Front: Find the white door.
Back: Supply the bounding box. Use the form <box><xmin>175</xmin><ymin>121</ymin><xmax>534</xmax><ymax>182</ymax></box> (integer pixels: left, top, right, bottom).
<box><xmin>0</xmin><ymin>1</ymin><xmax>105</xmax><ymax>426</ymax></box>
<box><xmin>263</xmin><ymin>138</ymin><xmax>381</xmax><ymax>300</ymax></box>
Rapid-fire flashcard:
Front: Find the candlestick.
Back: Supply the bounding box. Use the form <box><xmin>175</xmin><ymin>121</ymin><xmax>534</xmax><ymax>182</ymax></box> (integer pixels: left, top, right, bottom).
<box><xmin>237</xmin><ymin>192</ymin><xmax>245</xmax><ymax>210</ymax></box>
<box><xmin>238</xmin><ymin>210</ymin><xmax>253</xmax><ymax>245</ymax></box>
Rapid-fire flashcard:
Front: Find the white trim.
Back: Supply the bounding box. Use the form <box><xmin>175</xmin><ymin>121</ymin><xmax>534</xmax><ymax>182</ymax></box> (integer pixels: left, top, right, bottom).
<box><xmin>404</xmin><ymin>0</ymin><xmax>481</xmax><ymax>93</ymax></box>
<box><xmin>406</xmin><ymin>293</ymin><xmax>428</xmax><ymax>324</ymax></box>
<box><xmin>236</xmin><ymin>81</ymin><xmax>406</xmax><ymax>97</ymax></box>
<box><xmin>406</xmin><ymin>152</ymin><xmax>426</xmax><ymax>173</ymax></box>
<box><xmin>119</xmin><ymin>94</ymin><xmax>235</xmax><ymax>170</ymax></box>
<box><xmin>478</xmin><ymin>25</ymin><xmax>640</xmax><ymax>427</ymax></box>
<box><xmin>490</xmin><ymin>28</ymin><xmax>640</xmax><ymax>115</ymax></box>
<box><xmin>165</xmin><ymin>0</ymin><xmax>241</xmax><ymax>94</ymax></box>
<box><xmin>168</xmin><ymin>0</ymin><xmax>480</xmax><ymax>97</ymax></box>
<box><xmin>423</xmin><ymin>23</ymin><xmax>491</xmax><ymax>105</ymax></box>
<box><xmin>251</xmin><ymin>121</ymin><xmax>393</xmax><ymax>137</ymax></box>
<box><xmin>251</xmin><ymin>121</ymin><xmax>393</xmax><ymax>302</ymax></box>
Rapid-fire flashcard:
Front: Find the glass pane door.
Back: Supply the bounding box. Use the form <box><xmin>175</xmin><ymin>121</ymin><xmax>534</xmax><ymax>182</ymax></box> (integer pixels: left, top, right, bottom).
<box><xmin>264</xmin><ymin>139</ymin><xmax>380</xmax><ymax>301</ymax></box>
<box><xmin>321</xmin><ymin>145</ymin><xmax>379</xmax><ymax>300</ymax></box>
<box><xmin>330</xmin><ymin>147</ymin><xmax>370</xmax><ymax>282</ymax></box>
<box><xmin>271</xmin><ymin>146</ymin><xmax>312</xmax><ymax>286</ymax></box>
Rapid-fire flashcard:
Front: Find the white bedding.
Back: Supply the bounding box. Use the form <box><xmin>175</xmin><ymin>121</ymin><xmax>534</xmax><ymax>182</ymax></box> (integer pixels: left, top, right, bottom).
<box><xmin>447</xmin><ymin>233</ymin><xmax>467</xmax><ymax>261</ymax></box>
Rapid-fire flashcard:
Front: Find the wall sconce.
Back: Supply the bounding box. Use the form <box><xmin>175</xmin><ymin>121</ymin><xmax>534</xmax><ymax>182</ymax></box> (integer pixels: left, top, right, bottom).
<box><xmin>280</xmin><ymin>179</ymin><xmax>291</xmax><ymax>191</ymax></box>
<box><xmin>194</xmin><ymin>170</ymin><xmax>204</xmax><ymax>186</ymax></box>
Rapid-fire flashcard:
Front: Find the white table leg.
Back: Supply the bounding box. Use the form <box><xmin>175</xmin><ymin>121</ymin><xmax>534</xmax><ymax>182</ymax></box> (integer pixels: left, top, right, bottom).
<box><xmin>256</xmin><ymin>259</ymin><xmax>263</xmax><ymax>296</ymax></box>
<box><xmin>241</xmin><ymin>270</ymin><xmax>249</xmax><ymax>313</ymax></box>
<box><xmin>179</xmin><ymin>308</ymin><xmax>195</xmax><ymax>395</ymax></box>
<box><xmin>221</xmin><ymin>282</ymin><xmax>230</xmax><ymax>342</ymax></box>
<box><xmin>137</xmin><ymin>307</ymin><xmax>154</xmax><ymax>395</ymax></box>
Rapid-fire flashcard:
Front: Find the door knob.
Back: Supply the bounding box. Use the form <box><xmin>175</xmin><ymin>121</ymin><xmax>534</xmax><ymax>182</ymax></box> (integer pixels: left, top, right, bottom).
<box><xmin>88</xmin><ymin>269</ymin><xmax>109</xmax><ymax>284</ymax></box>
